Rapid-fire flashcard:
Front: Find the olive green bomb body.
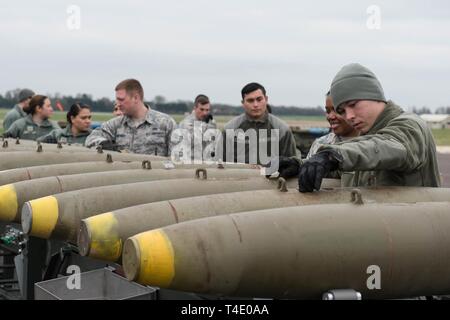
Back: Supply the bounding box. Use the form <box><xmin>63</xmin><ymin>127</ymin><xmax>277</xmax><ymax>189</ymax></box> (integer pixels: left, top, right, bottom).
<box><xmin>0</xmin><ymin>160</ymin><xmax>253</xmax><ymax>186</ymax></box>
<box><xmin>123</xmin><ymin>201</ymin><xmax>450</xmax><ymax>299</ymax></box>
<box><xmin>0</xmin><ymin>168</ymin><xmax>260</xmax><ymax>223</ymax></box>
<box><xmin>21</xmin><ymin>175</ymin><xmax>299</xmax><ymax>243</ymax></box>
<box><xmin>0</xmin><ymin>138</ymin><xmax>90</xmax><ymax>153</ymax></box>
<box><xmin>79</xmin><ymin>187</ymin><xmax>450</xmax><ymax>262</ymax></box>
<box><xmin>0</xmin><ymin>151</ymin><xmax>165</xmax><ymax>170</ymax></box>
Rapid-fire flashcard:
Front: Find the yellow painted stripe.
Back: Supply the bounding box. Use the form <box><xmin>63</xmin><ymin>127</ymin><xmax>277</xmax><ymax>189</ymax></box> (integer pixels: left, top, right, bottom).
<box><xmin>87</xmin><ymin>212</ymin><xmax>122</xmax><ymax>261</ymax></box>
<box><xmin>0</xmin><ymin>184</ymin><xmax>18</xmax><ymax>222</ymax></box>
<box><xmin>29</xmin><ymin>196</ymin><xmax>59</xmax><ymax>239</ymax></box>
<box><xmin>135</xmin><ymin>229</ymin><xmax>175</xmax><ymax>287</ymax></box>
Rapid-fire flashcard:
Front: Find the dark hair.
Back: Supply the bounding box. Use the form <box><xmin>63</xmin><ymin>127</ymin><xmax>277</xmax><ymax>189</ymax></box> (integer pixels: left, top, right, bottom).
<box><xmin>67</xmin><ymin>103</ymin><xmax>91</xmax><ymax>124</ymax></box>
<box><xmin>27</xmin><ymin>95</ymin><xmax>48</xmax><ymax>115</ymax></box>
<box><xmin>115</xmin><ymin>79</ymin><xmax>144</xmax><ymax>101</ymax></box>
<box><xmin>241</xmin><ymin>82</ymin><xmax>266</xmax><ymax>99</ymax></box>
<box><xmin>194</xmin><ymin>94</ymin><xmax>210</xmax><ymax>107</ymax></box>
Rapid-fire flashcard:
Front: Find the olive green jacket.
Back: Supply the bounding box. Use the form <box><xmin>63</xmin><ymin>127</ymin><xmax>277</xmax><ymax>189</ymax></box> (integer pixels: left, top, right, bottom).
<box><xmin>217</xmin><ymin>112</ymin><xmax>299</xmax><ymax>165</ymax></box>
<box><xmin>319</xmin><ymin>101</ymin><xmax>441</xmax><ymax>187</ymax></box>
<box><xmin>3</xmin><ymin>104</ymin><xmax>27</xmax><ymax>130</ymax></box>
<box><xmin>3</xmin><ymin>115</ymin><xmax>60</xmax><ymax>141</ymax></box>
<box><xmin>37</xmin><ymin>124</ymin><xmax>91</xmax><ymax>145</ymax></box>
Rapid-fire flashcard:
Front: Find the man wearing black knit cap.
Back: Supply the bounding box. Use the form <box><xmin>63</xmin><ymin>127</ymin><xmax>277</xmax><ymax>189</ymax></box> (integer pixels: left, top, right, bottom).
<box><xmin>279</xmin><ymin>63</ymin><xmax>441</xmax><ymax>192</ymax></box>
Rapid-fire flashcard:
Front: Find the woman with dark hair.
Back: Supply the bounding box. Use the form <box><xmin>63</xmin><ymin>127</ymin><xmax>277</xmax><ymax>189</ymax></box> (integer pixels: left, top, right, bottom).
<box><xmin>4</xmin><ymin>95</ymin><xmax>60</xmax><ymax>140</ymax></box>
<box><xmin>38</xmin><ymin>103</ymin><xmax>92</xmax><ymax>145</ymax></box>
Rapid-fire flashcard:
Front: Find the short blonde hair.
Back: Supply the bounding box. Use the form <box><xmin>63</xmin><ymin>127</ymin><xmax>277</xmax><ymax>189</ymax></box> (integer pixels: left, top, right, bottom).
<box><xmin>115</xmin><ymin>79</ymin><xmax>144</xmax><ymax>101</ymax></box>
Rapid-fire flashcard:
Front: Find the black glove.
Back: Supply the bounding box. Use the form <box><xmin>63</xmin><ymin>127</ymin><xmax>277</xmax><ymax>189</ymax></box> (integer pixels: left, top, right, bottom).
<box><xmin>203</xmin><ymin>114</ymin><xmax>213</xmax><ymax>123</ymax></box>
<box><xmin>98</xmin><ymin>140</ymin><xmax>120</xmax><ymax>152</ymax></box>
<box><xmin>298</xmin><ymin>150</ymin><xmax>340</xmax><ymax>193</ymax></box>
<box><xmin>278</xmin><ymin>156</ymin><xmax>301</xmax><ymax>179</ymax></box>
<box><xmin>264</xmin><ymin>156</ymin><xmax>300</xmax><ymax>179</ymax></box>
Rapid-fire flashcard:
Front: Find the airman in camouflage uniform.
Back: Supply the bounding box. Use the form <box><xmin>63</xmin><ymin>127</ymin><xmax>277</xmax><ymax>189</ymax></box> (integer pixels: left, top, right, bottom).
<box><xmin>85</xmin><ymin>107</ymin><xmax>176</xmax><ymax>155</ymax></box>
<box><xmin>84</xmin><ymin>79</ymin><xmax>176</xmax><ymax>156</ymax></box>
<box><xmin>306</xmin><ymin>91</ymin><xmax>359</xmax><ymax>159</ymax></box>
<box><xmin>3</xmin><ymin>89</ymin><xmax>35</xmax><ymax>130</ymax></box>
<box><xmin>175</xmin><ymin>95</ymin><xmax>217</xmax><ymax>161</ymax></box>
<box><xmin>37</xmin><ymin>124</ymin><xmax>92</xmax><ymax>145</ymax></box>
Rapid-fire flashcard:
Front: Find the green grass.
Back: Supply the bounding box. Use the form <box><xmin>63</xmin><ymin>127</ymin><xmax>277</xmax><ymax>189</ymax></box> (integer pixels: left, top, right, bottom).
<box><xmin>432</xmin><ymin>129</ymin><xmax>450</xmax><ymax>146</ymax></box>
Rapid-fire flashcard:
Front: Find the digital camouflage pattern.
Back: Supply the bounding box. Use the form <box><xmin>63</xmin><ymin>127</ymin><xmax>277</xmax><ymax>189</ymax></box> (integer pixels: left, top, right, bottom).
<box><xmin>85</xmin><ymin>107</ymin><xmax>176</xmax><ymax>156</ymax></box>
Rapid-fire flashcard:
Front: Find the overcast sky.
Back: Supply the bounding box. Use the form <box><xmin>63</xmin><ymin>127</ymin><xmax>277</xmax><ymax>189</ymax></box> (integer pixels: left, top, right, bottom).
<box><xmin>1</xmin><ymin>0</ymin><xmax>449</xmax><ymax>109</ymax></box>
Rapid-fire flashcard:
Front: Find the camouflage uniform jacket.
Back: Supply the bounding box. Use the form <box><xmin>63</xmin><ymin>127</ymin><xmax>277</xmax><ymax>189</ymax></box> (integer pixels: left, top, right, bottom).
<box><xmin>216</xmin><ymin>112</ymin><xmax>298</xmax><ymax>165</ymax></box>
<box><xmin>319</xmin><ymin>101</ymin><xmax>441</xmax><ymax>187</ymax></box>
<box><xmin>3</xmin><ymin>104</ymin><xmax>27</xmax><ymax>130</ymax></box>
<box><xmin>84</xmin><ymin>106</ymin><xmax>177</xmax><ymax>156</ymax></box>
<box><xmin>176</xmin><ymin>112</ymin><xmax>218</xmax><ymax>161</ymax></box>
<box><xmin>306</xmin><ymin>132</ymin><xmax>341</xmax><ymax>159</ymax></box>
<box><xmin>37</xmin><ymin>124</ymin><xmax>92</xmax><ymax>146</ymax></box>
<box><xmin>3</xmin><ymin>114</ymin><xmax>60</xmax><ymax>141</ymax></box>
<box><xmin>307</xmin><ymin>132</ymin><xmax>357</xmax><ymax>182</ymax></box>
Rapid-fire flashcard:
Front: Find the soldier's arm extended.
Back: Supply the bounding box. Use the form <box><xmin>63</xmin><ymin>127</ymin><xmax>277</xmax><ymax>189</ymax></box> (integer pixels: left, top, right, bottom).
<box><xmin>3</xmin><ymin>122</ymin><xmax>21</xmax><ymax>138</ymax></box>
<box><xmin>84</xmin><ymin>118</ymin><xmax>119</xmax><ymax>148</ymax></box>
<box><xmin>3</xmin><ymin>113</ymin><xmax>17</xmax><ymax>131</ymax></box>
<box><xmin>37</xmin><ymin>129</ymin><xmax>59</xmax><ymax>144</ymax></box>
<box><xmin>318</xmin><ymin>115</ymin><xmax>430</xmax><ymax>172</ymax></box>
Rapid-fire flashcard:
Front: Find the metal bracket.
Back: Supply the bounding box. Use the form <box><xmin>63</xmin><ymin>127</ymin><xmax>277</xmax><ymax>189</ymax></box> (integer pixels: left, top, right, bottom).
<box><xmin>2</xmin><ymin>140</ymin><xmax>8</xmax><ymax>148</ymax></box>
<box><xmin>57</xmin><ymin>142</ymin><xmax>63</xmax><ymax>149</ymax></box>
<box><xmin>96</xmin><ymin>145</ymin><xmax>103</xmax><ymax>153</ymax></box>
<box><xmin>350</xmin><ymin>189</ymin><xmax>364</xmax><ymax>205</ymax></box>
<box><xmin>15</xmin><ymin>137</ymin><xmax>20</xmax><ymax>145</ymax></box>
<box><xmin>106</xmin><ymin>154</ymin><xmax>113</xmax><ymax>163</ymax></box>
<box><xmin>195</xmin><ymin>168</ymin><xmax>208</xmax><ymax>180</ymax></box>
<box><xmin>36</xmin><ymin>143</ymin><xmax>43</xmax><ymax>153</ymax></box>
<box><xmin>142</xmin><ymin>160</ymin><xmax>152</xmax><ymax>170</ymax></box>
<box><xmin>277</xmin><ymin>177</ymin><xmax>288</xmax><ymax>192</ymax></box>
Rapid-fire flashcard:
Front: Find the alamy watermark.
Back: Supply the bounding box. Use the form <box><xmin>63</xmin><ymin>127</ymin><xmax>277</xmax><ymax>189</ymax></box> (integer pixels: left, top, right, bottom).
<box><xmin>170</xmin><ymin>125</ymin><xmax>280</xmax><ymax>172</ymax></box>
<box><xmin>366</xmin><ymin>265</ymin><xmax>381</xmax><ymax>290</ymax></box>
<box><xmin>366</xmin><ymin>5</ymin><xmax>381</xmax><ymax>30</ymax></box>
<box><xmin>67</xmin><ymin>5</ymin><xmax>81</xmax><ymax>30</ymax></box>
<box><xmin>66</xmin><ymin>265</ymin><xmax>81</xmax><ymax>290</ymax></box>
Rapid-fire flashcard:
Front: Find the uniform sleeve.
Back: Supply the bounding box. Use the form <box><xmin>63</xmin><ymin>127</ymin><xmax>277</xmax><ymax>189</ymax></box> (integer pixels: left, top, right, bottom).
<box><xmin>306</xmin><ymin>139</ymin><xmax>321</xmax><ymax>160</ymax></box>
<box><xmin>37</xmin><ymin>130</ymin><xmax>58</xmax><ymax>144</ymax></box>
<box><xmin>319</xmin><ymin>117</ymin><xmax>428</xmax><ymax>172</ymax></box>
<box><xmin>3</xmin><ymin>121</ymin><xmax>21</xmax><ymax>138</ymax></box>
<box><xmin>84</xmin><ymin>119</ymin><xmax>118</xmax><ymax>148</ymax></box>
<box><xmin>3</xmin><ymin>113</ymin><xmax>16</xmax><ymax>130</ymax></box>
<box><xmin>166</xmin><ymin>117</ymin><xmax>178</xmax><ymax>156</ymax></box>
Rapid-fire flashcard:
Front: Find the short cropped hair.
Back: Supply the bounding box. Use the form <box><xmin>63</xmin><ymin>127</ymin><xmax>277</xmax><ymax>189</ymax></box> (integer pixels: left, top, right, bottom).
<box><xmin>194</xmin><ymin>94</ymin><xmax>210</xmax><ymax>107</ymax></box>
<box><xmin>241</xmin><ymin>82</ymin><xmax>267</xmax><ymax>99</ymax></box>
<box><xmin>115</xmin><ymin>79</ymin><xmax>144</xmax><ymax>101</ymax></box>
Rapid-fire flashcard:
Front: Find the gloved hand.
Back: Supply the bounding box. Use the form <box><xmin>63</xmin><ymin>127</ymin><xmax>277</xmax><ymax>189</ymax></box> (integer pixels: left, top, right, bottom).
<box><xmin>298</xmin><ymin>150</ymin><xmax>340</xmax><ymax>193</ymax></box>
<box><xmin>278</xmin><ymin>156</ymin><xmax>301</xmax><ymax>179</ymax></box>
<box><xmin>263</xmin><ymin>156</ymin><xmax>300</xmax><ymax>179</ymax></box>
<box><xmin>203</xmin><ymin>114</ymin><xmax>213</xmax><ymax>123</ymax></box>
<box><xmin>98</xmin><ymin>140</ymin><xmax>120</xmax><ymax>152</ymax></box>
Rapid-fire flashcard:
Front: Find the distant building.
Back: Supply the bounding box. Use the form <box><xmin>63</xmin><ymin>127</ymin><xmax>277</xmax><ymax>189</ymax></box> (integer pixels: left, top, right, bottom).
<box><xmin>420</xmin><ymin>114</ymin><xmax>450</xmax><ymax>129</ymax></box>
